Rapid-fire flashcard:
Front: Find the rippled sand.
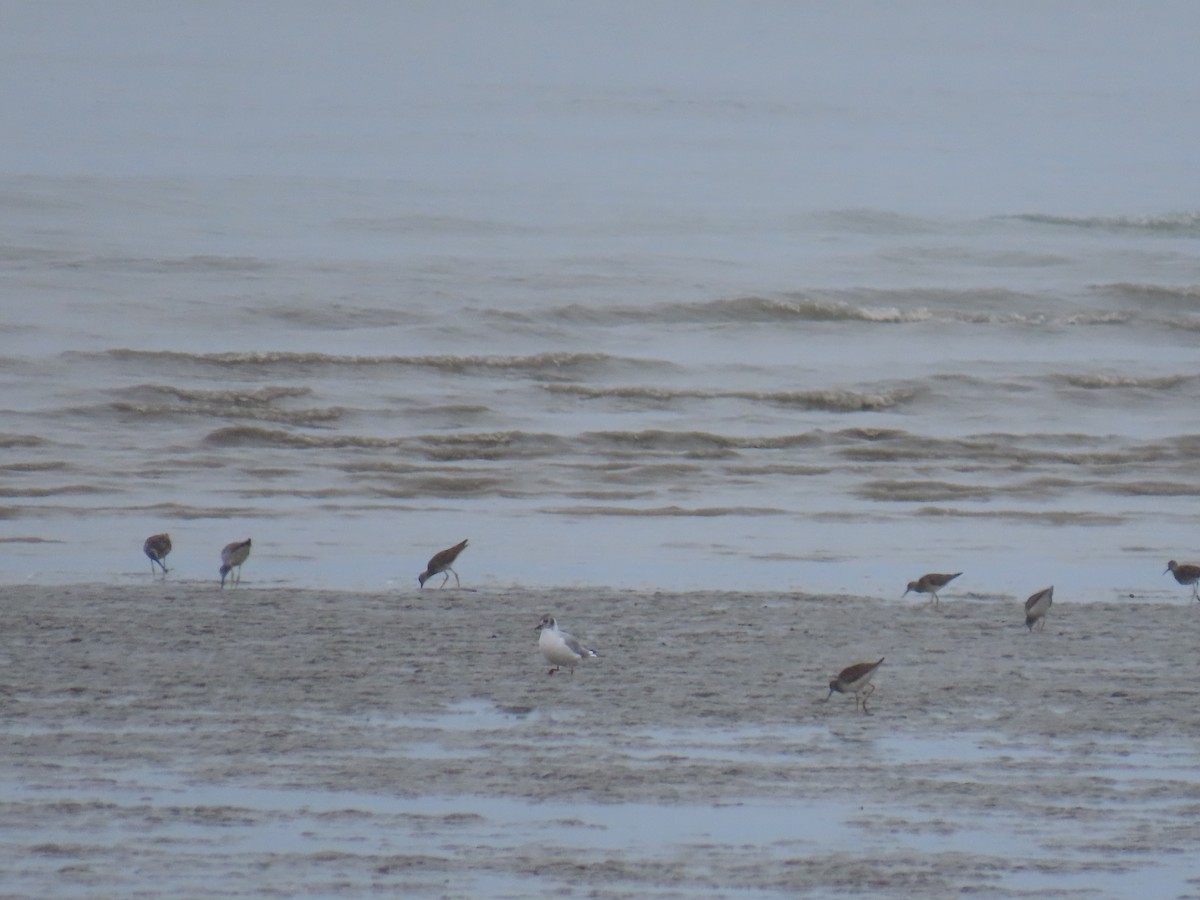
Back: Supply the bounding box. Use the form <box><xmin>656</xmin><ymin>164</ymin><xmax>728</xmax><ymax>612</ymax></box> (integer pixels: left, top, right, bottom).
<box><xmin>2</xmin><ymin>583</ymin><xmax>1199</xmax><ymax>897</ymax></box>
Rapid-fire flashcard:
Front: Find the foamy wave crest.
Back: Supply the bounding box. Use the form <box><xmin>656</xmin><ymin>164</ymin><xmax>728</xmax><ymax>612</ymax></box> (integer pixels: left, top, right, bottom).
<box><xmin>258</xmin><ymin>304</ymin><xmax>424</xmax><ymax>331</ymax></box>
<box><xmin>367</xmin><ymin>475</ymin><xmax>508</xmax><ymax>498</ymax></box>
<box><xmin>1056</xmin><ymin>373</ymin><xmax>1194</xmax><ymax>390</ymax></box>
<box><xmin>857</xmin><ymin>480</ymin><xmax>993</xmax><ymax>502</ymax></box>
<box><xmin>64</xmin><ymin>254</ymin><xmax>272</xmax><ymax>273</ymax></box>
<box><xmin>418</xmin><ymin>431</ymin><xmax>570</xmax><ymax>460</ymax></box>
<box><xmin>547</xmin><ymin>294</ymin><xmax>929</xmax><ymax>326</ymax></box>
<box><xmin>111</xmin><ymin>402</ymin><xmax>343</xmax><ymax>427</ymax></box>
<box><xmin>0</xmin><ymin>484</ymin><xmax>102</xmax><ymax>498</ymax></box>
<box><xmin>1096</xmin><ymin>283</ymin><xmax>1200</xmax><ymax>303</ymax></box>
<box><xmin>128</xmin><ymin>501</ymin><xmax>283</xmax><ymax>519</ymax></box>
<box><xmin>206</xmin><ymin>426</ymin><xmax>571</xmax><ymax>459</ymax></box>
<box><xmin>1101</xmin><ymin>480</ymin><xmax>1200</xmax><ymax>497</ymax></box>
<box><xmin>544</xmin><ymin>504</ymin><xmax>785</xmax><ymax>517</ymax></box>
<box><xmin>580</xmin><ymin>430</ymin><xmax>824</xmax><ymax>453</ymax></box>
<box><xmin>1009</xmin><ymin>211</ymin><xmax>1200</xmax><ymax>234</ymax></box>
<box><xmin>205</xmin><ymin>426</ymin><xmax>402</xmax><ymax>449</ymax></box>
<box><xmin>110</xmin><ymin>384</ymin><xmax>339</xmax><ymax>426</ymax></box>
<box><xmin>91</xmin><ymin>349</ymin><xmax>665</xmax><ymax>378</ymax></box>
<box><xmin>126</xmin><ymin>384</ymin><xmax>313</xmax><ymax>404</ymax></box>
<box><xmin>0</xmin><ymin>434</ymin><xmax>46</xmax><ymax>448</ymax></box>
<box><xmin>915</xmin><ymin>507</ymin><xmax>1124</xmax><ymax>526</ymax></box>
<box><xmin>543</xmin><ymin>383</ymin><xmax>918</xmax><ymax>411</ymax></box>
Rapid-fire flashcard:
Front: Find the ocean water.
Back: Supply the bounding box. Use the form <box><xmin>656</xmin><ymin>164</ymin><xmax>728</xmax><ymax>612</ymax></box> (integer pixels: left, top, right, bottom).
<box><xmin>3</xmin><ymin>1</ymin><xmax>1200</xmax><ymax>599</ymax></box>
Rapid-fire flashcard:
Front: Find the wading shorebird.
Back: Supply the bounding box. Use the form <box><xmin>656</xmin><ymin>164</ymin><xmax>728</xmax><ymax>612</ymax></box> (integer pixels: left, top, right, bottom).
<box><xmin>1164</xmin><ymin>560</ymin><xmax>1200</xmax><ymax>601</ymax></box>
<box><xmin>219</xmin><ymin>538</ymin><xmax>251</xmax><ymax>588</ymax></box>
<box><xmin>535</xmin><ymin>614</ymin><xmax>598</xmax><ymax>675</ymax></box>
<box><xmin>903</xmin><ymin>572</ymin><xmax>961</xmax><ymax>608</ymax></box>
<box><xmin>1024</xmin><ymin>586</ymin><xmax>1053</xmax><ymax>632</ymax></box>
<box><xmin>418</xmin><ymin>539</ymin><xmax>468</xmax><ymax>588</ymax></box>
<box><xmin>143</xmin><ymin>533</ymin><xmax>171</xmax><ymax>575</ymax></box>
<box><xmin>826</xmin><ymin>658</ymin><xmax>885</xmax><ymax>714</ymax></box>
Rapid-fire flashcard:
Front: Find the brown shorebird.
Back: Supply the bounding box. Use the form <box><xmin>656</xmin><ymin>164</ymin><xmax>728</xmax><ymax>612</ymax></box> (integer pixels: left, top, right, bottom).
<box><xmin>143</xmin><ymin>533</ymin><xmax>171</xmax><ymax>575</ymax></box>
<box><xmin>535</xmin><ymin>614</ymin><xmax>598</xmax><ymax>675</ymax></box>
<box><xmin>1164</xmin><ymin>560</ymin><xmax>1200</xmax><ymax>601</ymax></box>
<box><xmin>418</xmin><ymin>539</ymin><xmax>468</xmax><ymax>588</ymax></box>
<box><xmin>1024</xmin><ymin>586</ymin><xmax>1053</xmax><ymax>632</ymax></box>
<box><xmin>826</xmin><ymin>658</ymin><xmax>885</xmax><ymax>714</ymax></box>
<box><xmin>903</xmin><ymin>572</ymin><xmax>961</xmax><ymax>608</ymax></box>
<box><xmin>219</xmin><ymin>538</ymin><xmax>251</xmax><ymax>588</ymax></box>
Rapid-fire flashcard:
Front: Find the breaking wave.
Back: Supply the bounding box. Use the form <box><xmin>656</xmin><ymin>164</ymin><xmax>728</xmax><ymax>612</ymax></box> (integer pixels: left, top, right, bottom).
<box><xmin>82</xmin><ymin>349</ymin><xmax>670</xmax><ymax>379</ymax></box>
<box><xmin>545</xmin><ymin>294</ymin><xmax>934</xmax><ymax>326</ymax></box>
<box><xmin>1055</xmin><ymin>373</ymin><xmax>1195</xmax><ymax>391</ymax></box>
<box><xmin>543</xmin><ymin>383</ymin><xmax>919</xmax><ymax>412</ymax></box>
<box><xmin>1006</xmin><ymin>211</ymin><xmax>1200</xmax><ymax>234</ymax></box>
<box><xmin>544</xmin><ymin>504</ymin><xmax>786</xmax><ymax>517</ymax></box>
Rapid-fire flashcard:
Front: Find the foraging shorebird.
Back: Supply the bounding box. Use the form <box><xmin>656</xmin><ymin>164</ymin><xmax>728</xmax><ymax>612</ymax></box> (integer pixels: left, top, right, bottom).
<box><xmin>219</xmin><ymin>538</ymin><xmax>251</xmax><ymax>588</ymax></box>
<box><xmin>535</xmin><ymin>614</ymin><xmax>598</xmax><ymax>675</ymax></box>
<box><xmin>903</xmin><ymin>572</ymin><xmax>961</xmax><ymax>608</ymax></box>
<box><xmin>826</xmin><ymin>658</ymin><xmax>885</xmax><ymax>714</ymax></box>
<box><xmin>143</xmin><ymin>533</ymin><xmax>171</xmax><ymax>575</ymax></box>
<box><xmin>418</xmin><ymin>539</ymin><xmax>468</xmax><ymax>588</ymax></box>
<box><xmin>1024</xmin><ymin>586</ymin><xmax>1053</xmax><ymax>632</ymax></box>
<box><xmin>1164</xmin><ymin>560</ymin><xmax>1200</xmax><ymax>601</ymax></box>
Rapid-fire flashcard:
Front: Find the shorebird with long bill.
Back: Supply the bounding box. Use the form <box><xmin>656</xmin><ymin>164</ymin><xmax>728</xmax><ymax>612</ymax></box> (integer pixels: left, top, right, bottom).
<box><xmin>418</xmin><ymin>539</ymin><xmax>468</xmax><ymax>588</ymax></box>
<box><xmin>826</xmin><ymin>658</ymin><xmax>884</xmax><ymax>714</ymax></box>
<box><xmin>1024</xmin><ymin>586</ymin><xmax>1053</xmax><ymax>632</ymax></box>
<box><xmin>904</xmin><ymin>572</ymin><xmax>961</xmax><ymax>608</ymax></box>
<box><xmin>1164</xmin><ymin>560</ymin><xmax>1200</xmax><ymax>601</ymax></box>
<box><xmin>219</xmin><ymin>538</ymin><xmax>251</xmax><ymax>588</ymax></box>
<box><xmin>143</xmin><ymin>533</ymin><xmax>171</xmax><ymax>575</ymax></box>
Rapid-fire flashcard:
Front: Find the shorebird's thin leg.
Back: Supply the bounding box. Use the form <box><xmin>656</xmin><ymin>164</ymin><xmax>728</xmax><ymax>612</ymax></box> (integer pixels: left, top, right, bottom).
<box><xmin>438</xmin><ymin>571</ymin><xmax>450</xmax><ymax>588</ymax></box>
<box><xmin>861</xmin><ymin>683</ymin><xmax>876</xmax><ymax>714</ymax></box>
<box><xmin>449</xmin><ymin>566</ymin><xmax>460</xmax><ymax>587</ymax></box>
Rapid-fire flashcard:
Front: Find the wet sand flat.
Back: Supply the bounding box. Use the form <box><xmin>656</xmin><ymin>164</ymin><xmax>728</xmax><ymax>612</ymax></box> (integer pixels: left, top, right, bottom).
<box><xmin>2</xmin><ymin>583</ymin><xmax>1199</xmax><ymax>897</ymax></box>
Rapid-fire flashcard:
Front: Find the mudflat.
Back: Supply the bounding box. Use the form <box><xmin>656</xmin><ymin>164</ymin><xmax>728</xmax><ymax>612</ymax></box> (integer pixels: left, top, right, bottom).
<box><xmin>2</xmin><ymin>583</ymin><xmax>1198</xmax><ymax>897</ymax></box>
